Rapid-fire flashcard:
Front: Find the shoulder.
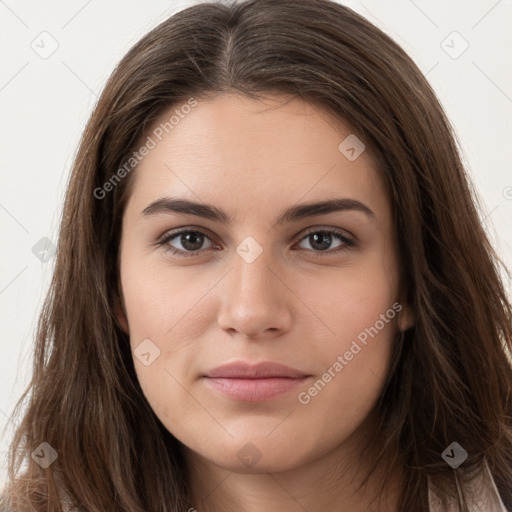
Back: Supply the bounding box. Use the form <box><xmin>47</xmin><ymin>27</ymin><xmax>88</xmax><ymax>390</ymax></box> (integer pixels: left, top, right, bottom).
<box><xmin>0</xmin><ymin>496</ymin><xmax>11</xmax><ymax>512</ymax></box>
<box><xmin>428</xmin><ymin>458</ymin><xmax>508</xmax><ymax>511</ymax></box>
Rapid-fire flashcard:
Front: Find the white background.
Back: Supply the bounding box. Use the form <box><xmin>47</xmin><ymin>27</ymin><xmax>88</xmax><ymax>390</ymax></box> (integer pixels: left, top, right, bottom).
<box><xmin>1</xmin><ymin>0</ymin><xmax>511</xmax><ymax>490</ymax></box>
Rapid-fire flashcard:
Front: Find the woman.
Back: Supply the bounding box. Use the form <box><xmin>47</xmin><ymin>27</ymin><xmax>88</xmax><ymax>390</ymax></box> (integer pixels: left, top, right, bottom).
<box><xmin>2</xmin><ymin>0</ymin><xmax>511</xmax><ymax>510</ymax></box>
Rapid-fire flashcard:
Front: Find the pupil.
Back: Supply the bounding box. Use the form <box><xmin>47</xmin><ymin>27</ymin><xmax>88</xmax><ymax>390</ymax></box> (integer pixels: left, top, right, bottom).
<box><xmin>182</xmin><ymin>232</ymin><xmax>203</xmax><ymax>251</ymax></box>
<box><xmin>310</xmin><ymin>232</ymin><xmax>331</xmax><ymax>251</ymax></box>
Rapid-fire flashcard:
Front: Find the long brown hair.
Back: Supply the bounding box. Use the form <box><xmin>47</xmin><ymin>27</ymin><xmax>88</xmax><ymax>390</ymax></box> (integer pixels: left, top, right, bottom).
<box><xmin>2</xmin><ymin>0</ymin><xmax>512</xmax><ymax>510</ymax></box>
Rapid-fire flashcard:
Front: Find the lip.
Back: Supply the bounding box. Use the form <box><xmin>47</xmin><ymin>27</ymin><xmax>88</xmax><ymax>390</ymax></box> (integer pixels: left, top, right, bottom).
<box><xmin>205</xmin><ymin>361</ymin><xmax>309</xmax><ymax>379</ymax></box>
<box><xmin>202</xmin><ymin>361</ymin><xmax>311</xmax><ymax>402</ymax></box>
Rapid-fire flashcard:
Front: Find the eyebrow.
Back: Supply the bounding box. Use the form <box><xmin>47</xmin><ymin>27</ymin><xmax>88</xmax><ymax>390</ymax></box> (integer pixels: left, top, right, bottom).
<box><xmin>141</xmin><ymin>197</ymin><xmax>375</xmax><ymax>225</ymax></box>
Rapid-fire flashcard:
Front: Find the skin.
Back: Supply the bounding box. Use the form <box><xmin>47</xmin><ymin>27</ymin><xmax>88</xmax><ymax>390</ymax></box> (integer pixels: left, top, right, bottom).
<box><xmin>116</xmin><ymin>93</ymin><xmax>414</xmax><ymax>512</ymax></box>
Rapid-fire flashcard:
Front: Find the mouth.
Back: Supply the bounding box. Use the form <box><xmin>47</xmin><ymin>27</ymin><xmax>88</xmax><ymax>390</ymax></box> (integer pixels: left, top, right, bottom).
<box><xmin>203</xmin><ymin>376</ymin><xmax>310</xmax><ymax>402</ymax></box>
<box><xmin>202</xmin><ymin>361</ymin><xmax>311</xmax><ymax>402</ymax></box>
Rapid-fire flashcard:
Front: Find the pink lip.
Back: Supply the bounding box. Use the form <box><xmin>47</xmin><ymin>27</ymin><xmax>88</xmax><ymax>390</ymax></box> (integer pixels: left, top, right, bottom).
<box><xmin>202</xmin><ymin>361</ymin><xmax>311</xmax><ymax>402</ymax></box>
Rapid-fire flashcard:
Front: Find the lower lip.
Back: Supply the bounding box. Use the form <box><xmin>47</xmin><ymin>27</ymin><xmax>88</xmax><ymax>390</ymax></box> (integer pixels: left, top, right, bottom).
<box><xmin>203</xmin><ymin>377</ymin><xmax>309</xmax><ymax>402</ymax></box>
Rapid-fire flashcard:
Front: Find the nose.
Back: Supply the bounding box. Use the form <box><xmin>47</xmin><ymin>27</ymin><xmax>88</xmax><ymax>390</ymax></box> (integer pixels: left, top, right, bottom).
<box><xmin>216</xmin><ymin>248</ymin><xmax>293</xmax><ymax>340</ymax></box>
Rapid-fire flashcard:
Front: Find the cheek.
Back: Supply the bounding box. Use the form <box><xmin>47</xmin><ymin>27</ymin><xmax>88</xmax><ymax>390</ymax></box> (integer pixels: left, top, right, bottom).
<box><xmin>300</xmin><ymin>257</ymin><xmax>399</xmax><ymax>348</ymax></box>
<box><xmin>119</xmin><ymin>255</ymin><xmax>209</xmax><ymax>402</ymax></box>
<box><xmin>296</xmin><ymin>262</ymin><xmax>399</xmax><ymax>405</ymax></box>
<box><xmin>294</xmin><ymin>289</ymin><xmax>399</xmax><ymax>450</ymax></box>
<box><xmin>121</xmin><ymin>252</ymin><xmax>211</xmax><ymax>342</ymax></box>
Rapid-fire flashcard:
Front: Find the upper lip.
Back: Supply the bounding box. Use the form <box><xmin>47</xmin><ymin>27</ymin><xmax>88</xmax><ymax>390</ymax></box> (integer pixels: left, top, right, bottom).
<box><xmin>204</xmin><ymin>361</ymin><xmax>310</xmax><ymax>379</ymax></box>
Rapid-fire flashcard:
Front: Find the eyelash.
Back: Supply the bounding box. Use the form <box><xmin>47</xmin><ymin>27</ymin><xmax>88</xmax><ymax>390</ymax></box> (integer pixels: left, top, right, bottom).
<box><xmin>156</xmin><ymin>227</ymin><xmax>356</xmax><ymax>259</ymax></box>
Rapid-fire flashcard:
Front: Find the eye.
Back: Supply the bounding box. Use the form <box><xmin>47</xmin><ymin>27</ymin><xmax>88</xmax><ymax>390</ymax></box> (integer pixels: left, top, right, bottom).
<box><xmin>156</xmin><ymin>226</ymin><xmax>356</xmax><ymax>259</ymax></box>
<box><xmin>294</xmin><ymin>228</ymin><xmax>355</xmax><ymax>255</ymax></box>
<box><xmin>157</xmin><ymin>228</ymin><xmax>216</xmax><ymax>258</ymax></box>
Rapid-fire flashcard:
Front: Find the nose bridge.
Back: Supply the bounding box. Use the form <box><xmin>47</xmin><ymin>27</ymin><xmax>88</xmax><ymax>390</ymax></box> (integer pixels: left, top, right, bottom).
<box><xmin>217</xmin><ymin>241</ymin><xmax>291</xmax><ymax>336</ymax></box>
<box><xmin>232</xmin><ymin>243</ymin><xmax>280</xmax><ymax>312</ymax></box>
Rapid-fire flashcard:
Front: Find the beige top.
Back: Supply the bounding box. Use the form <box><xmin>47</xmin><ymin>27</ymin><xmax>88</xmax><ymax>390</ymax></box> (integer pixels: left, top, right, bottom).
<box><xmin>428</xmin><ymin>457</ymin><xmax>508</xmax><ymax>511</ymax></box>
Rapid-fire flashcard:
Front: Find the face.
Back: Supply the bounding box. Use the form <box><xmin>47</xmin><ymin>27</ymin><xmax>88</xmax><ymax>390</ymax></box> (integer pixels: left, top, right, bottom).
<box><xmin>116</xmin><ymin>93</ymin><xmax>413</xmax><ymax>473</ymax></box>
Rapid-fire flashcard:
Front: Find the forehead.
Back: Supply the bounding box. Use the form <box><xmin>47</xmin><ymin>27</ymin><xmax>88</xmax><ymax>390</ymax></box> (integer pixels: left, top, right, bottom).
<box><xmin>124</xmin><ymin>93</ymin><xmax>388</xmax><ymax>222</ymax></box>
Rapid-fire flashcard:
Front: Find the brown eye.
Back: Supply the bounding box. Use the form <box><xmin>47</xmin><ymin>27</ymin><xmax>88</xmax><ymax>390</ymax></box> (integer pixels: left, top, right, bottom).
<box><xmin>158</xmin><ymin>229</ymin><xmax>215</xmax><ymax>258</ymax></box>
<box><xmin>296</xmin><ymin>228</ymin><xmax>355</xmax><ymax>254</ymax></box>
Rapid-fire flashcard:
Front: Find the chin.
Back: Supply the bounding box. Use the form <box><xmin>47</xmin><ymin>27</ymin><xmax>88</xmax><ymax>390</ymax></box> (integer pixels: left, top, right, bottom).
<box><xmin>190</xmin><ymin>437</ymin><xmax>313</xmax><ymax>474</ymax></box>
